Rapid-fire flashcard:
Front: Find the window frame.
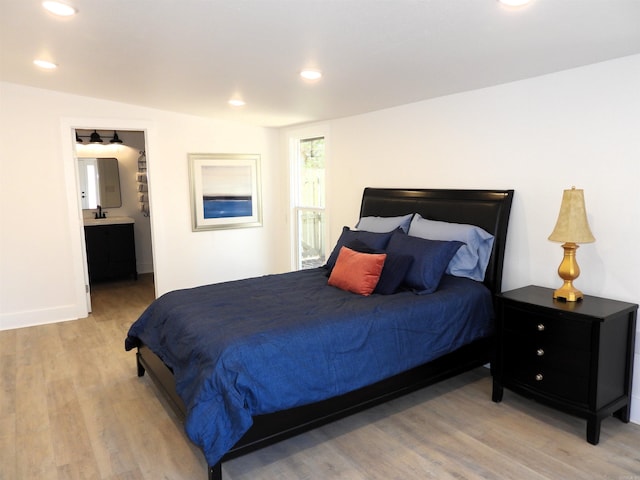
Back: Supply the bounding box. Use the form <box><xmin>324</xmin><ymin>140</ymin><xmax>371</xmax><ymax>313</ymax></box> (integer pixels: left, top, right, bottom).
<box><xmin>286</xmin><ymin>125</ymin><xmax>329</xmax><ymax>270</ymax></box>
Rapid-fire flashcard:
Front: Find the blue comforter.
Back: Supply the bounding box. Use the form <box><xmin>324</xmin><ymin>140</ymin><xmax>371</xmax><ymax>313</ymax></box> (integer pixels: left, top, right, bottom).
<box><xmin>125</xmin><ymin>268</ymin><xmax>494</xmax><ymax>466</ymax></box>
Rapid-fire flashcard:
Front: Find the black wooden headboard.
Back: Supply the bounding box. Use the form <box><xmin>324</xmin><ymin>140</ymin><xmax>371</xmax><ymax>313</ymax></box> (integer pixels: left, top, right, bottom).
<box><xmin>359</xmin><ymin>188</ymin><xmax>514</xmax><ymax>295</ymax></box>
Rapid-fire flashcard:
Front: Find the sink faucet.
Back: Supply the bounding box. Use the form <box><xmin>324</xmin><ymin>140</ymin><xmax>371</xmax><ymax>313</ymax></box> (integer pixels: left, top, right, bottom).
<box><xmin>95</xmin><ymin>205</ymin><xmax>105</xmax><ymax>219</ymax></box>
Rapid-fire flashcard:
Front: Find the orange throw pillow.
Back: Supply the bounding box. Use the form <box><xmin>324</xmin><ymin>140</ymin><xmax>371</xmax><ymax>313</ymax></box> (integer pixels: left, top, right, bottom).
<box><xmin>328</xmin><ymin>246</ymin><xmax>386</xmax><ymax>296</ymax></box>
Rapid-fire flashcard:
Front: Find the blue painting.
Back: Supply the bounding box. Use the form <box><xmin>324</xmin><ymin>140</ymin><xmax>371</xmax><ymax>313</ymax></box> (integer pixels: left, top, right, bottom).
<box><xmin>201</xmin><ymin>164</ymin><xmax>253</xmax><ymax>219</ymax></box>
<box><xmin>190</xmin><ymin>153</ymin><xmax>262</xmax><ymax>231</ymax></box>
<box><xmin>203</xmin><ymin>197</ymin><xmax>252</xmax><ymax>218</ymax></box>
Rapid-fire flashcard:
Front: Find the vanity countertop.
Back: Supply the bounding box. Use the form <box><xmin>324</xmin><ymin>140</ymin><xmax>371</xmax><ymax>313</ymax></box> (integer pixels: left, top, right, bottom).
<box><xmin>84</xmin><ymin>216</ymin><xmax>135</xmax><ymax>226</ymax></box>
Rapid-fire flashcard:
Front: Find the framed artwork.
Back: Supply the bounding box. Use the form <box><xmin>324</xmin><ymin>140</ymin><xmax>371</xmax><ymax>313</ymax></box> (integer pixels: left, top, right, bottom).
<box><xmin>189</xmin><ymin>153</ymin><xmax>262</xmax><ymax>231</ymax></box>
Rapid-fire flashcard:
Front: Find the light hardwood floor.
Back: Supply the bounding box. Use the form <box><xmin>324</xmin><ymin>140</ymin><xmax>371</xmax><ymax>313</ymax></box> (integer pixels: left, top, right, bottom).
<box><xmin>2</xmin><ymin>275</ymin><xmax>639</xmax><ymax>480</ymax></box>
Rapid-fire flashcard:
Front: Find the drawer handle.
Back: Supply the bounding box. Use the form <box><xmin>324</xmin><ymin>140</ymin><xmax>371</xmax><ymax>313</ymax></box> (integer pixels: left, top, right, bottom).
<box><xmin>535</xmin><ymin>373</ymin><xmax>544</xmax><ymax>381</ymax></box>
<box><xmin>537</xmin><ymin>348</ymin><xmax>545</xmax><ymax>356</ymax></box>
<box><xmin>537</xmin><ymin>323</ymin><xmax>545</xmax><ymax>331</ymax></box>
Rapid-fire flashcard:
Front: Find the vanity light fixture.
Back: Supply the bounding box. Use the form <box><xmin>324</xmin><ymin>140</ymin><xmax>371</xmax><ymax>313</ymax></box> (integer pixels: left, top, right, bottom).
<box><xmin>33</xmin><ymin>59</ymin><xmax>57</xmax><ymax>70</ymax></box>
<box><xmin>42</xmin><ymin>1</ymin><xmax>77</xmax><ymax>16</ymax></box>
<box><xmin>89</xmin><ymin>130</ymin><xmax>103</xmax><ymax>144</ymax></box>
<box><xmin>228</xmin><ymin>99</ymin><xmax>246</xmax><ymax>107</ymax></box>
<box><xmin>109</xmin><ymin>131</ymin><xmax>123</xmax><ymax>144</ymax></box>
<box><xmin>76</xmin><ymin>129</ymin><xmax>126</xmax><ymax>145</ymax></box>
<box><xmin>300</xmin><ymin>69</ymin><xmax>322</xmax><ymax>81</ymax></box>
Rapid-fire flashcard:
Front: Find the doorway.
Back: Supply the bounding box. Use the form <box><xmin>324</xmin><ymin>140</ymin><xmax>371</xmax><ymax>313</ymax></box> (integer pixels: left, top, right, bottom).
<box><xmin>61</xmin><ymin>119</ymin><xmax>157</xmax><ymax>317</ymax></box>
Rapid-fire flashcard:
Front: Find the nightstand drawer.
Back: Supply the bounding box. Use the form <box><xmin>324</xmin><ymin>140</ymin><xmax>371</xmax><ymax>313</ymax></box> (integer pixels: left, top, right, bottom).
<box><xmin>503</xmin><ymin>334</ymin><xmax>591</xmax><ymax>377</ymax></box>
<box><xmin>505</xmin><ymin>364</ymin><xmax>589</xmax><ymax>405</ymax></box>
<box><xmin>503</xmin><ymin>305</ymin><xmax>592</xmax><ymax>350</ymax></box>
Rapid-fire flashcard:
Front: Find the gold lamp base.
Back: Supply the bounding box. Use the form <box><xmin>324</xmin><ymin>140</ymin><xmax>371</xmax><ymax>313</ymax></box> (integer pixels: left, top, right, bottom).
<box><xmin>553</xmin><ymin>242</ymin><xmax>584</xmax><ymax>302</ymax></box>
<box><xmin>553</xmin><ymin>284</ymin><xmax>583</xmax><ymax>302</ymax></box>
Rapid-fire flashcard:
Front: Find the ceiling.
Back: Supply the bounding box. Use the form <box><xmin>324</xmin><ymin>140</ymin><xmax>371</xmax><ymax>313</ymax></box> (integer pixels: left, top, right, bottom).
<box><xmin>1</xmin><ymin>1</ymin><xmax>639</xmax><ymax>127</ymax></box>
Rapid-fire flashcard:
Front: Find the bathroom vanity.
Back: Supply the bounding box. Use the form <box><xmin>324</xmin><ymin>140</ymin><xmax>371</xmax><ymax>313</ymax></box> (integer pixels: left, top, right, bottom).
<box><xmin>84</xmin><ymin>216</ymin><xmax>137</xmax><ymax>283</ymax></box>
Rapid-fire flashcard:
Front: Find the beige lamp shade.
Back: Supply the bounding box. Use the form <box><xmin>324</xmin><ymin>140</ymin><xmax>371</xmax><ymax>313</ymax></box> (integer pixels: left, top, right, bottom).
<box><xmin>548</xmin><ymin>187</ymin><xmax>595</xmax><ymax>244</ymax></box>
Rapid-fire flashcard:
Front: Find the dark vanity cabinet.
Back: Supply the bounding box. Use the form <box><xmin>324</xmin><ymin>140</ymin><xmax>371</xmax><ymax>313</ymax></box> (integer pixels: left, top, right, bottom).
<box><xmin>84</xmin><ymin>222</ymin><xmax>137</xmax><ymax>283</ymax></box>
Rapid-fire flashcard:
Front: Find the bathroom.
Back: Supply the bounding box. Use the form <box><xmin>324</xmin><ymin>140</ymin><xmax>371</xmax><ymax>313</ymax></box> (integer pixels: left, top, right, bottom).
<box><xmin>75</xmin><ymin>129</ymin><xmax>154</xmax><ymax>308</ymax></box>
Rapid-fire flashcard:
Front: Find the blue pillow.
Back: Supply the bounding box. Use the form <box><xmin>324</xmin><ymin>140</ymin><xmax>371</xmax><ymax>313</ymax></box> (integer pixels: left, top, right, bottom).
<box><xmin>346</xmin><ymin>239</ymin><xmax>413</xmax><ymax>295</ymax></box>
<box><xmin>373</xmin><ymin>252</ymin><xmax>413</xmax><ymax>294</ymax></box>
<box><xmin>408</xmin><ymin>214</ymin><xmax>495</xmax><ymax>282</ymax></box>
<box><xmin>325</xmin><ymin>227</ymin><xmax>396</xmax><ymax>273</ymax></box>
<box><xmin>386</xmin><ymin>232</ymin><xmax>462</xmax><ymax>294</ymax></box>
<box><xmin>356</xmin><ymin>213</ymin><xmax>413</xmax><ymax>233</ymax></box>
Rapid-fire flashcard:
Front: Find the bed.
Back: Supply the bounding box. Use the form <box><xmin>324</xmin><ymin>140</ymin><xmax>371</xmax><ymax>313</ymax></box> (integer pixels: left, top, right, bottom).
<box><xmin>125</xmin><ymin>187</ymin><xmax>514</xmax><ymax>480</ymax></box>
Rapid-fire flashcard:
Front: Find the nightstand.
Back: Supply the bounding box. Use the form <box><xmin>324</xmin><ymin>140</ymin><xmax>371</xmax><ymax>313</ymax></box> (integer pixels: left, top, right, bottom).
<box><xmin>492</xmin><ymin>285</ymin><xmax>637</xmax><ymax>445</ymax></box>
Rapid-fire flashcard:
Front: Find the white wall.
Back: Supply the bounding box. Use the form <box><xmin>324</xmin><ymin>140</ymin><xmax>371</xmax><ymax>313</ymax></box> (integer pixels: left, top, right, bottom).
<box><xmin>0</xmin><ymin>82</ymin><xmax>287</xmax><ymax>330</ymax></box>
<box><xmin>313</xmin><ymin>54</ymin><xmax>640</xmax><ymax>423</ymax></box>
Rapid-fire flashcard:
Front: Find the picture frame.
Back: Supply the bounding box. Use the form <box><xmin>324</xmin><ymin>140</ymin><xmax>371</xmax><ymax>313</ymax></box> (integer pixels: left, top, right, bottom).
<box><xmin>189</xmin><ymin>153</ymin><xmax>262</xmax><ymax>231</ymax></box>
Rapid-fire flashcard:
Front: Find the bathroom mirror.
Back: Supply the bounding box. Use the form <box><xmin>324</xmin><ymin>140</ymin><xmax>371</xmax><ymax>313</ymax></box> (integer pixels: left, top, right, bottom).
<box><xmin>78</xmin><ymin>157</ymin><xmax>122</xmax><ymax>209</ymax></box>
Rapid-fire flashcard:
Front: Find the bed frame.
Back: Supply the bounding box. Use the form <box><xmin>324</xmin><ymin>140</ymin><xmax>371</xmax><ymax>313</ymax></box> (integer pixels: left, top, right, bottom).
<box><xmin>135</xmin><ymin>187</ymin><xmax>514</xmax><ymax>480</ymax></box>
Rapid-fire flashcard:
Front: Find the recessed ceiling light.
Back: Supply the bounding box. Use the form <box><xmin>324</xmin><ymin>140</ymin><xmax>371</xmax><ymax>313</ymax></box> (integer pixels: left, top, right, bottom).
<box><xmin>498</xmin><ymin>0</ymin><xmax>532</xmax><ymax>6</ymax></box>
<box><xmin>228</xmin><ymin>99</ymin><xmax>246</xmax><ymax>107</ymax></box>
<box><xmin>42</xmin><ymin>1</ymin><xmax>77</xmax><ymax>16</ymax></box>
<box><xmin>33</xmin><ymin>59</ymin><xmax>58</xmax><ymax>69</ymax></box>
<box><xmin>300</xmin><ymin>70</ymin><xmax>322</xmax><ymax>81</ymax></box>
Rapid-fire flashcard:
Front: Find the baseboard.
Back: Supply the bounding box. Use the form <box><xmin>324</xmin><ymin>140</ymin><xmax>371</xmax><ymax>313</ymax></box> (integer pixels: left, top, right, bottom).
<box><xmin>0</xmin><ymin>304</ymin><xmax>84</xmax><ymax>331</ymax></box>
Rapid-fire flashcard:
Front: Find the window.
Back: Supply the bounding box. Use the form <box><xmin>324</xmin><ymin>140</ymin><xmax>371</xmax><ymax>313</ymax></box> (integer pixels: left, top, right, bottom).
<box><xmin>291</xmin><ymin>135</ymin><xmax>326</xmax><ymax>270</ymax></box>
<box><xmin>77</xmin><ymin>158</ymin><xmax>99</xmax><ymax>209</ymax></box>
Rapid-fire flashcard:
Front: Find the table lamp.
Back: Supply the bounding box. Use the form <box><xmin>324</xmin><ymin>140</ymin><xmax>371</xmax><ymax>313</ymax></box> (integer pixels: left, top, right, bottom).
<box><xmin>548</xmin><ymin>187</ymin><xmax>595</xmax><ymax>301</ymax></box>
